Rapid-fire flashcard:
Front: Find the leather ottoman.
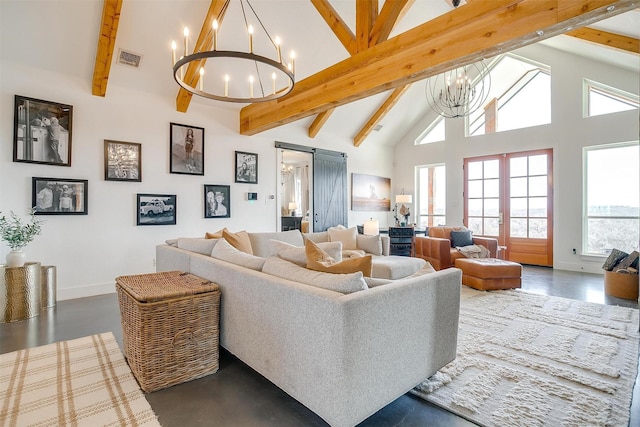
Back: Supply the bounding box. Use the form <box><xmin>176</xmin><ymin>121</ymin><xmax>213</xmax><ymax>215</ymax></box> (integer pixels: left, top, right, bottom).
<box><xmin>454</xmin><ymin>258</ymin><xmax>522</xmax><ymax>290</ymax></box>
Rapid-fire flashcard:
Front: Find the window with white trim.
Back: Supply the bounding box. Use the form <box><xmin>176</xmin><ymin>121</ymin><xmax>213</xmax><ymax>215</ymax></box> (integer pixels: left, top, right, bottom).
<box><xmin>416</xmin><ymin>164</ymin><xmax>446</xmax><ymax>227</ymax></box>
<box><xmin>583</xmin><ymin>142</ymin><xmax>639</xmax><ymax>255</ymax></box>
<box><xmin>415</xmin><ymin>116</ymin><xmax>445</xmax><ymax>145</ymax></box>
<box><xmin>584</xmin><ymin>79</ymin><xmax>639</xmax><ymax>118</ymax></box>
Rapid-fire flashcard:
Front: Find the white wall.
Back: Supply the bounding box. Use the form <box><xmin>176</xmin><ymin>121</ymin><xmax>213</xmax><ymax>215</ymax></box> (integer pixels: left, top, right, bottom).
<box><xmin>394</xmin><ymin>43</ymin><xmax>639</xmax><ymax>275</ymax></box>
<box><xmin>0</xmin><ymin>8</ymin><xmax>393</xmax><ymax>300</ymax></box>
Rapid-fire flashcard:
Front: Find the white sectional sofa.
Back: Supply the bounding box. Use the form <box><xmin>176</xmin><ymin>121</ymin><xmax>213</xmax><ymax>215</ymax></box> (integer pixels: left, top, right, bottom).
<box><xmin>156</xmin><ymin>229</ymin><xmax>461</xmax><ymax>427</ymax></box>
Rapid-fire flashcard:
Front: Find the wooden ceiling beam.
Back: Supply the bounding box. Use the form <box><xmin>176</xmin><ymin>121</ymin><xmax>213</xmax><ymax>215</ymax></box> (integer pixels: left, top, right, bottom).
<box><xmin>240</xmin><ymin>0</ymin><xmax>637</xmax><ymax>136</ymax></box>
<box><xmin>310</xmin><ymin>0</ymin><xmax>357</xmax><ymax>56</ymax></box>
<box><xmin>369</xmin><ymin>0</ymin><xmax>414</xmax><ymax>46</ymax></box>
<box><xmin>566</xmin><ymin>27</ymin><xmax>640</xmax><ymax>54</ymax></box>
<box><xmin>354</xmin><ymin>85</ymin><xmax>410</xmax><ymax>147</ymax></box>
<box><xmin>356</xmin><ymin>0</ymin><xmax>378</xmax><ymax>51</ymax></box>
<box><xmin>175</xmin><ymin>0</ymin><xmax>228</xmax><ymax>113</ymax></box>
<box><xmin>308</xmin><ymin>109</ymin><xmax>336</xmax><ymax>138</ymax></box>
<box><xmin>92</xmin><ymin>0</ymin><xmax>123</xmax><ymax>97</ymax></box>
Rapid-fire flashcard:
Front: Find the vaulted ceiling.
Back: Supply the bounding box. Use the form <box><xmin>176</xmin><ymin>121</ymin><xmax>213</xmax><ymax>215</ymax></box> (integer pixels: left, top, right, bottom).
<box><xmin>91</xmin><ymin>0</ymin><xmax>639</xmax><ymax>148</ymax></box>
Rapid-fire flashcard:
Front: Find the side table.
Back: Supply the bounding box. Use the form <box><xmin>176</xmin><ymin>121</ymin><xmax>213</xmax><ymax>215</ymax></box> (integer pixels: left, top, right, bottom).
<box><xmin>1</xmin><ymin>262</ymin><xmax>42</xmax><ymax>323</ymax></box>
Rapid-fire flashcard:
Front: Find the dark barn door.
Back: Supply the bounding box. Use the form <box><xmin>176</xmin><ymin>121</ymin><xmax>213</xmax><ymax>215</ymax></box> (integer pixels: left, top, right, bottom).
<box><xmin>313</xmin><ymin>149</ymin><xmax>347</xmax><ymax>231</ymax></box>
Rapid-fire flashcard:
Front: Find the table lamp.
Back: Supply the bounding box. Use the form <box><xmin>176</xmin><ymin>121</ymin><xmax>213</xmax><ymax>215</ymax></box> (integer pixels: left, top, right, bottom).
<box><xmin>288</xmin><ymin>202</ymin><xmax>298</xmax><ymax>216</ymax></box>
<box><xmin>363</xmin><ymin>218</ymin><xmax>379</xmax><ymax>236</ymax></box>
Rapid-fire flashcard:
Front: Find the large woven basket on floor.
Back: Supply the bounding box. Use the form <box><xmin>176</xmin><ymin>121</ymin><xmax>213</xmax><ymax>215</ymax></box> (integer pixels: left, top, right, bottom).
<box><xmin>116</xmin><ymin>271</ymin><xmax>220</xmax><ymax>392</ymax></box>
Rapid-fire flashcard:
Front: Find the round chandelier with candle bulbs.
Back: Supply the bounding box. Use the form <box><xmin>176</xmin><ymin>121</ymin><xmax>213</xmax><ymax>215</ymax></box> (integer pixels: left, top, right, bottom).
<box><xmin>171</xmin><ymin>0</ymin><xmax>296</xmax><ymax>103</ymax></box>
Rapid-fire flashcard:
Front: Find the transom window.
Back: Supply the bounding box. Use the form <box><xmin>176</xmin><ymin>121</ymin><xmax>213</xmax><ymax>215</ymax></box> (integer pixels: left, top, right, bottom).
<box><xmin>584</xmin><ymin>79</ymin><xmax>639</xmax><ymax>118</ymax></box>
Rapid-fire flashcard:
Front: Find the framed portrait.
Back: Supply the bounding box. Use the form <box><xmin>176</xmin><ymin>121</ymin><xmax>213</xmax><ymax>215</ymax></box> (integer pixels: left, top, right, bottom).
<box><xmin>32</xmin><ymin>177</ymin><xmax>88</xmax><ymax>215</ymax></box>
<box><xmin>14</xmin><ymin>95</ymin><xmax>73</xmax><ymax>166</ymax></box>
<box><xmin>235</xmin><ymin>151</ymin><xmax>258</xmax><ymax>184</ymax></box>
<box><xmin>137</xmin><ymin>194</ymin><xmax>177</xmax><ymax>226</ymax></box>
<box><xmin>170</xmin><ymin>122</ymin><xmax>204</xmax><ymax>175</ymax></box>
<box><xmin>204</xmin><ymin>185</ymin><xmax>230</xmax><ymax>219</ymax></box>
<box><xmin>351</xmin><ymin>173</ymin><xmax>391</xmax><ymax>211</ymax></box>
<box><xmin>104</xmin><ymin>140</ymin><xmax>142</xmax><ymax>182</ymax></box>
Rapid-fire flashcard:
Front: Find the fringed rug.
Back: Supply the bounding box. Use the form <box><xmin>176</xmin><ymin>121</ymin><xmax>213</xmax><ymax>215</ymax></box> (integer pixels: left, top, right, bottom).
<box><xmin>411</xmin><ymin>287</ymin><xmax>640</xmax><ymax>427</ymax></box>
<box><xmin>1</xmin><ymin>332</ymin><xmax>160</xmax><ymax>426</ymax></box>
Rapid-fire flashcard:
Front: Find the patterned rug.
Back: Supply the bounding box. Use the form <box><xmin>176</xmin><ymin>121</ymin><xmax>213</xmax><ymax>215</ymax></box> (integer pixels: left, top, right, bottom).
<box><xmin>0</xmin><ymin>332</ymin><xmax>160</xmax><ymax>426</ymax></box>
<box><xmin>411</xmin><ymin>287</ymin><xmax>640</xmax><ymax>427</ymax></box>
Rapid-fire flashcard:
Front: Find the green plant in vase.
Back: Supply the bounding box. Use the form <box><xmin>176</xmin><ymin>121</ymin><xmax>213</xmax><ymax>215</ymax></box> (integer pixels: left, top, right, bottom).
<box><xmin>0</xmin><ymin>208</ymin><xmax>43</xmax><ymax>268</ymax></box>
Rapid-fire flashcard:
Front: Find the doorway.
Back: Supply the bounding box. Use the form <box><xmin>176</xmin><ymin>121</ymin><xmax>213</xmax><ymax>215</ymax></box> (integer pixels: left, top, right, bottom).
<box><xmin>464</xmin><ymin>149</ymin><xmax>553</xmax><ymax>266</ymax></box>
<box><xmin>279</xmin><ymin>149</ymin><xmax>312</xmax><ymax>231</ymax></box>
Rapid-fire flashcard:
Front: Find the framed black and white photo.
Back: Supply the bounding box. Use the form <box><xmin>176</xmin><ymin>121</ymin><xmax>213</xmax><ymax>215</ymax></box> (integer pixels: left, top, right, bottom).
<box><xmin>204</xmin><ymin>185</ymin><xmax>230</xmax><ymax>218</ymax></box>
<box><xmin>14</xmin><ymin>95</ymin><xmax>73</xmax><ymax>166</ymax></box>
<box><xmin>235</xmin><ymin>151</ymin><xmax>258</xmax><ymax>184</ymax></box>
<box><xmin>137</xmin><ymin>194</ymin><xmax>177</xmax><ymax>226</ymax></box>
<box><xmin>170</xmin><ymin>122</ymin><xmax>204</xmax><ymax>175</ymax></box>
<box><xmin>104</xmin><ymin>140</ymin><xmax>141</xmax><ymax>182</ymax></box>
<box><xmin>32</xmin><ymin>177</ymin><xmax>88</xmax><ymax>215</ymax></box>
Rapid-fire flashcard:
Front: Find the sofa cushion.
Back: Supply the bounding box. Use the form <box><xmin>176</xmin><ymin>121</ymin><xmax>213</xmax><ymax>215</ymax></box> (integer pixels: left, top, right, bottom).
<box><xmin>364</xmin><ymin>276</ymin><xmax>393</xmax><ymax>288</ymax></box>
<box><xmin>268</xmin><ymin>239</ymin><xmax>342</xmax><ymax>267</ymax></box>
<box><xmin>205</xmin><ymin>227</ymin><xmax>228</xmax><ymax>239</ymax></box>
<box><xmin>211</xmin><ymin>238</ymin><xmax>265</xmax><ymax>271</ymax></box>
<box><xmin>356</xmin><ymin>234</ymin><xmax>383</xmax><ymax>256</ymax></box>
<box><xmin>371</xmin><ymin>255</ymin><xmax>426</xmax><ymax>280</ymax></box>
<box><xmin>450</xmin><ymin>230</ymin><xmax>473</xmax><ymax>248</ymax></box>
<box><xmin>177</xmin><ymin>237</ymin><xmax>218</xmax><ymax>255</ymax></box>
<box><xmin>165</xmin><ymin>239</ymin><xmax>178</xmax><ymax>247</ymax></box>
<box><xmin>302</xmin><ymin>231</ymin><xmax>329</xmax><ymax>244</ymax></box>
<box><xmin>327</xmin><ymin>226</ymin><xmax>358</xmax><ymax>250</ymax></box>
<box><xmin>262</xmin><ymin>256</ymin><xmax>368</xmax><ymax>294</ymax></box>
<box><xmin>249</xmin><ymin>230</ymin><xmax>304</xmax><ymax>258</ymax></box>
<box><xmin>306</xmin><ymin>240</ymin><xmax>372</xmax><ymax>277</ymax></box>
<box><xmin>222</xmin><ymin>229</ymin><xmax>253</xmax><ymax>254</ymax></box>
<box><xmin>342</xmin><ymin>249</ymin><xmax>366</xmax><ymax>259</ymax></box>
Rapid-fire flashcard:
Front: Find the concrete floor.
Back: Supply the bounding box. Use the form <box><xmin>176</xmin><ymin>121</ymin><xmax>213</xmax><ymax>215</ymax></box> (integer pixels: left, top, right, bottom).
<box><xmin>1</xmin><ymin>266</ymin><xmax>638</xmax><ymax>426</ymax></box>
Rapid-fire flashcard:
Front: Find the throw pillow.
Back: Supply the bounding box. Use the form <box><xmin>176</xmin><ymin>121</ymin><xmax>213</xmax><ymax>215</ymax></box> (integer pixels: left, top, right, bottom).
<box><xmin>165</xmin><ymin>239</ymin><xmax>178</xmax><ymax>247</ymax></box>
<box><xmin>306</xmin><ymin>239</ymin><xmax>372</xmax><ymax>277</ymax></box>
<box><xmin>302</xmin><ymin>231</ymin><xmax>329</xmax><ymax>244</ymax></box>
<box><xmin>222</xmin><ymin>229</ymin><xmax>253</xmax><ymax>254</ymax></box>
<box><xmin>177</xmin><ymin>237</ymin><xmax>218</xmax><ymax>256</ymax></box>
<box><xmin>205</xmin><ymin>227</ymin><xmax>228</xmax><ymax>239</ymax></box>
<box><xmin>262</xmin><ymin>256</ymin><xmax>368</xmax><ymax>294</ymax></box>
<box><xmin>268</xmin><ymin>239</ymin><xmax>342</xmax><ymax>267</ymax></box>
<box><xmin>364</xmin><ymin>276</ymin><xmax>393</xmax><ymax>288</ymax></box>
<box><xmin>450</xmin><ymin>230</ymin><xmax>473</xmax><ymax>248</ymax></box>
<box><xmin>356</xmin><ymin>234</ymin><xmax>383</xmax><ymax>256</ymax></box>
<box><xmin>211</xmin><ymin>238</ymin><xmax>265</xmax><ymax>271</ymax></box>
<box><xmin>327</xmin><ymin>226</ymin><xmax>358</xmax><ymax>250</ymax></box>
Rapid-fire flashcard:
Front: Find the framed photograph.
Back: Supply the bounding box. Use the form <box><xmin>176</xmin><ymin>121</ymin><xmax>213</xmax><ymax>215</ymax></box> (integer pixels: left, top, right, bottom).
<box><xmin>104</xmin><ymin>140</ymin><xmax>142</xmax><ymax>182</ymax></box>
<box><xmin>137</xmin><ymin>194</ymin><xmax>177</xmax><ymax>226</ymax></box>
<box><xmin>351</xmin><ymin>173</ymin><xmax>391</xmax><ymax>211</ymax></box>
<box><xmin>170</xmin><ymin>122</ymin><xmax>204</xmax><ymax>175</ymax></box>
<box><xmin>14</xmin><ymin>95</ymin><xmax>73</xmax><ymax>166</ymax></box>
<box><xmin>235</xmin><ymin>151</ymin><xmax>258</xmax><ymax>184</ymax></box>
<box><xmin>204</xmin><ymin>185</ymin><xmax>230</xmax><ymax>218</ymax></box>
<box><xmin>32</xmin><ymin>177</ymin><xmax>88</xmax><ymax>215</ymax></box>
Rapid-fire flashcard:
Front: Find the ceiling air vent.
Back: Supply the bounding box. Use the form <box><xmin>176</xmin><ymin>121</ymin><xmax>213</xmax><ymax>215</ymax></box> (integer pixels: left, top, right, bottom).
<box><xmin>117</xmin><ymin>49</ymin><xmax>142</xmax><ymax>68</ymax></box>
<box><xmin>373</xmin><ymin>124</ymin><xmax>383</xmax><ymax>132</ymax></box>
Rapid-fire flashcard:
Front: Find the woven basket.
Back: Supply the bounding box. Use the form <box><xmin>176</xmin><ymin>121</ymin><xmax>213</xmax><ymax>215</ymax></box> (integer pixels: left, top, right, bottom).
<box><xmin>116</xmin><ymin>271</ymin><xmax>220</xmax><ymax>392</ymax></box>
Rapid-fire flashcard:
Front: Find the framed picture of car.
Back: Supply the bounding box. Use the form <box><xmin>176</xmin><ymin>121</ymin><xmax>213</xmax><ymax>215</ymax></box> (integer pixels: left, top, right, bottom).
<box><xmin>204</xmin><ymin>184</ymin><xmax>230</xmax><ymax>218</ymax></box>
<box><xmin>14</xmin><ymin>95</ymin><xmax>73</xmax><ymax>166</ymax></box>
<box><xmin>104</xmin><ymin>140</ymin><xmax>142</xmax><ymax>182</ymax></box>
<box><xmin>235</xmin><ymin>151</ymin><xmax>258</xmax><ymax>184</ymax></box>
<box><xmin>137</xmin><ymin>193</ymin><xmax>176</xmax><ymax>225</ymax></box>
<box><xmin>32</xmin><ymin>177</ymin><xmax>88</xmax><ymax>215</ymax></box>
<box><xmin>170</xmin><ymin>122</ymin><xmax>204</xmax><ymax>175</ymax></box>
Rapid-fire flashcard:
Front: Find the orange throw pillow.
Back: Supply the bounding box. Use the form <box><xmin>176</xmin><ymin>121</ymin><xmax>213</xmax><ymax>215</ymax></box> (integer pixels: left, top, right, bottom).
<box><xmin>205</xmin><ymin>227</ymin><xmax>228</xmax><ymax>239</ymax></box>
<box><xmin>305</xmin><ymin>239</ymin><xmax>372</xmax><ymax>277</ymax></box>
<box><xmin>222</xmin><ymin>229</ymin><xmax>254</xmax><ymax>255</ymax></box>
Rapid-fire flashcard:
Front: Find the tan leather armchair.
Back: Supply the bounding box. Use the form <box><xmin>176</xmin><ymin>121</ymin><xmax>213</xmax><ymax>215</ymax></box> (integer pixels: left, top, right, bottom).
<box><xmin>414</xmin><ymin>226</ymin><xmax>498</xmax><ymax>270</ymax></box>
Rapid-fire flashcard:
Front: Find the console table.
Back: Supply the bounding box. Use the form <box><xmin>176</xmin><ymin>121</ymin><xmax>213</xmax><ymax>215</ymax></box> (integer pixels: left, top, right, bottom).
<box><xmin>388</xmin><ymin>227</ymin><xmax>415</xmax><ymax>257</ymax></box>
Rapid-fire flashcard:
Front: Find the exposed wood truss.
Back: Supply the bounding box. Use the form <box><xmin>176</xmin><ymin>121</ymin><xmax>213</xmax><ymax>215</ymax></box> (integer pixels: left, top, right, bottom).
<box><xmin>566</xmin><ymin>27</ymin><xmax>640</xmax><ymax>54</ymax></box>
<box><xmin>92</xmin><ymin>0</ymin><xmax>123</xmax><ymax>97</ymax></box>
<box><xmin>176</xmin><ymin>0</ymin><xmax>228</xmax><ymax>113</ymax></box>
<box><xmin>354</xmin><ymin>85</ymin><xmax>409</xmax><ymax>147</ymax></box>
<box><xmin>240</xmin><ymin>0</ymin><xmax>638</xmax><ymax>136</ymax></box>
<box><xmin>310</xmin><ymin>0</ymin><xmax>357</xmax><ymax>55</ymax></box>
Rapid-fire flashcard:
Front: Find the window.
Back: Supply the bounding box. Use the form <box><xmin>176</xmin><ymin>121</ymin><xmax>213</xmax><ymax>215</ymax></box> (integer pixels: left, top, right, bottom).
<box><xmin>584</xmin><ymin>142</ymin><xmax>639</xmax><ymax>255</ymax></box>
<box><xmin>469</xmin><ymin>54</ymin><xmax>551</xmax><ymax>136</ymax></box>
<box><xmin>415</xmin><ymin>116</ymin><xmax>445</xmax><ymax>145</ymax></box>
<box><xmin>417</xmin><ymin>164</ymin><xmax>446</xmax><ymax>227</ymax></box>
<box><xmin>584</xmin><ymin>80</ymin><xmax>639</xmax><ymax>117</ymax></box>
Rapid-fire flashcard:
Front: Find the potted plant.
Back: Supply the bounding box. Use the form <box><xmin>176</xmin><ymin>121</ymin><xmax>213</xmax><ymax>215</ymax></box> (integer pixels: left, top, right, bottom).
<box><xmin>0</xmin><ymin>208</ymin><xmax>43</xmax><ymax>268</ymax></box>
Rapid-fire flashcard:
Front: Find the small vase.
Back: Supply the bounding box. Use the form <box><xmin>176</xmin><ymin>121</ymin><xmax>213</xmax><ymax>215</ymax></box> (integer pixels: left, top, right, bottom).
<box><xmin>6</xmin><ymin>250</ymin><xmax>26</xmax><ymax>268</ymax></box>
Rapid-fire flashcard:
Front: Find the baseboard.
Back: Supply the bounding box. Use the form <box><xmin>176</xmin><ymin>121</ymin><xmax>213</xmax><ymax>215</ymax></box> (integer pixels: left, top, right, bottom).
<box><xmin>57</xmin><ymin>282</ymin><xmax>116</xmax><ymax>301</ymax></box>
<box><xmin>554</xmin><ymin>262</ymin><xmax>604</xmax><ymax>275</ymax></box>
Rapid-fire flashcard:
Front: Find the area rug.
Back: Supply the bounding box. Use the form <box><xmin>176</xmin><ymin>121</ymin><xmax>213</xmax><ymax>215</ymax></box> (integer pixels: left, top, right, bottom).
<box><xmin>411</xmin><ymin>287</ymin><xmax>640</xmax><ymax>427</ymax></box>
<box><xmin>0</xmin><ymin>332</ymin><xmax>160</xmax><ymax>426</ymax></box>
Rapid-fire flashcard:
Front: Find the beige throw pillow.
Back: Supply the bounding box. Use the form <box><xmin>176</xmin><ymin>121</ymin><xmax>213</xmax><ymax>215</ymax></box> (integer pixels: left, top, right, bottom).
<box><xmin>222</xmin><ymin>229</ymin><xmax>253</xmax><ymax>254</ymax></box>
<box><xmin>211</xmin><ymin>238</ymin><xmax>265</xmax><ymax>271</ymax></box>
<box><xmin>356</xmin><ymin>234</ymin><xmax>383</xmax><ymax>256</ymax></box>
<box><xmin>305</xmin><ymin>239</ymin><xmax>372</xmax><ymax>277</ymax></box>
<box><xmin>327</xmin><ymin>226</ymin><xmax>358</xmax><ymax>250</ymax></box>
<box><xmin>268</xmin><ymin>239</ymin><xmax>342</xmax><ymax>267</ymax></box>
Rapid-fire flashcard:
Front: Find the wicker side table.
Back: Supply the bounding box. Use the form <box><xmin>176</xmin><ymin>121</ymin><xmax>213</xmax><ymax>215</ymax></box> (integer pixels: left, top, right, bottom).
<box><xmin>1</xmin><ymin>262</ymin><xmax>42</xmax><ymax>323</ymax></box>
<box><xmin>116</xmin><ymin>271</ymin><xmax>220</xmax><ymax>392</ymax></box>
